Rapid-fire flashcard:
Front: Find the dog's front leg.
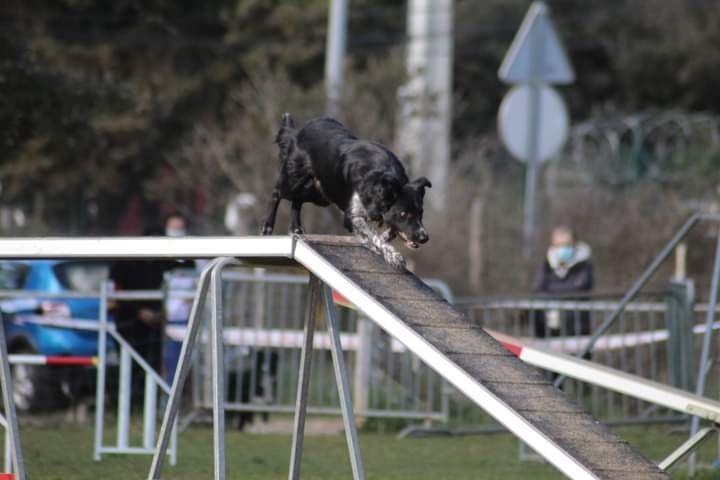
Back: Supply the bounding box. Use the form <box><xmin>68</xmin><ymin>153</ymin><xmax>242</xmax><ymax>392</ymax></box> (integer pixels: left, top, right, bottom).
<box><xmin>371</xmin><ymin>232</ymin><xmax>406</xmax><ymax>269</ymax></box>
<box><xmin>261</xmin><ymin>185</ymin><xmax>282</xmax><ymax>235</ymax></box>
<box><xmin>348</xmin><ymin>208</ymin><xmax>405</xmax><ymax>269</ymax></box>
<box><xmin>348</xmin><ymin>195</ymin><xmax>406</xmax><ymax>268</ymax></box>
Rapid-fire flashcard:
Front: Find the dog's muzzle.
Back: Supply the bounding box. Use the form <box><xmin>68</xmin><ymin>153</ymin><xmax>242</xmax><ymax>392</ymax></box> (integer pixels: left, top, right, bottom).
<box><xmin>399</xmin><ymin>230</ymin><xmax>428</xmax><ymax>249</ymax></box>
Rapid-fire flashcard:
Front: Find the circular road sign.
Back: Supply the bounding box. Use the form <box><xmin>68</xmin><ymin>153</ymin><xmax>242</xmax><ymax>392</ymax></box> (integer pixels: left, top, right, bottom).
<box><xmin>498</xmin><ymin>84</ymin><xmax>569</xmax><ymax>163</ymax></box>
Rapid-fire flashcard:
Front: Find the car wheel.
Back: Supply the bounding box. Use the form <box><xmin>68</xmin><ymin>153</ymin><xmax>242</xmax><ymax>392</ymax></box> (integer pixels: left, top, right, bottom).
<box><xmin>10</xmin><ymin>347</ymin><xmax>64</xmax><ymax>412</ymax></box>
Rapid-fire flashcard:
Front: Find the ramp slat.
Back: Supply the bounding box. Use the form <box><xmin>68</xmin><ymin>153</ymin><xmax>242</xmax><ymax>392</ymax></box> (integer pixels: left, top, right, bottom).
<box><xmin>297</xmin><ymin>236</ymin><xmax>668</xmax><ymax>479</ymax></box>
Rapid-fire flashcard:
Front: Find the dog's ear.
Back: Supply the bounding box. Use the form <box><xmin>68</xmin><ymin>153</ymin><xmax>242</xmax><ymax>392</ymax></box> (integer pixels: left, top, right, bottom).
<box><xmin>409</xmin><ymin>176</ymin><xmax>432</xmax><ymax>199</ymax></box>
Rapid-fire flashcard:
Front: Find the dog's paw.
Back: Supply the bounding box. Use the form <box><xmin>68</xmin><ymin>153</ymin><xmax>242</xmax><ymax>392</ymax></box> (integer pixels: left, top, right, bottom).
<box><xmin>260</xmin><ymin>225</ymin><xmax>274</xmax><ymax>236</ymax></box>
<box><xmin>291</xmin><ymin>226</ymin><xmax>305</xmax><ymax>235</ymax></box>
<box><xmin>384</xmin><ymin>250</ymin><xmax>406</xmax><ymax>270</ymax></box>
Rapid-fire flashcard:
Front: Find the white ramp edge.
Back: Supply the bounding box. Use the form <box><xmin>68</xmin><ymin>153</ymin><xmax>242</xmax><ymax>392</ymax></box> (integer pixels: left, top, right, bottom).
<box><xmin>493</xmin><ymin>331</ymin><xmax>720</xmax><ymax>424</ymax></box>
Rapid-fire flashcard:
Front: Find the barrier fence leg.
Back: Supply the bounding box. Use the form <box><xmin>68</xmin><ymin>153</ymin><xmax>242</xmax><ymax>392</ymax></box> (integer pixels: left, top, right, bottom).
<box><xmin>288</xmin><ymin>276</ymin><xmax>320</xmax><ymax>480</ymax></box>
<box><xmin>117</xmin><ymin>344</ymin><xmax>132</xmax><ymax>449</ymax></box>
<box><xmin>0</xmin><ymin>317</ymin><xmax>25</xmax><ymax>480</ymax></box>
<box><xmin>94</xmin><ymin>281</ymin><xmax>110</xmax><ymax>461</ymax></box>
<box><xmin>148</xmin><ymin>257</ymin><xmax>223</xmax><ymax>480</ymax></box>
<box><xmin>169</xmin><ymin>419</ymin><xmax>178</xmax><ymax>466</ymax></box>
<box><xmin>143</xmin><ymin>375</ymin><xmax>158</xmax><ymax>449</ymax></box>
<box><xmin>322</xmin><ymin>284</ymin><xmax>365</xmax><ymax>480</ymax></box>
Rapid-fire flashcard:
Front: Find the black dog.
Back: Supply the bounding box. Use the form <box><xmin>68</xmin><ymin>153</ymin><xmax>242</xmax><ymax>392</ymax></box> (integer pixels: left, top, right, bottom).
<box><xmin>261</xmin><ymin>114</ymin><xmax>431</xmax><ymax>268</ymax></box>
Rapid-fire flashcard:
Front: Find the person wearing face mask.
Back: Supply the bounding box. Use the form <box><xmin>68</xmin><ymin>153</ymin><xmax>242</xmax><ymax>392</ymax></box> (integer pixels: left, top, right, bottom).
<box><xmin>531</xmin><ymin>226</ymin><xmax>594</xmax><ymax>342</ymax></box>
<box><xmin>164</xmin><ymin>211</ymin><xmax>188</xmax><ymax>237</ymax></box>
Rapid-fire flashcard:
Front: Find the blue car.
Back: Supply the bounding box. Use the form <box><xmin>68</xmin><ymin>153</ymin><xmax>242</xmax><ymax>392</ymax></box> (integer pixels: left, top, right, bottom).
<box><xmin>0</xmin><ymin>260</ymin><xmax>112</xmax><ymax>411</ymax></box>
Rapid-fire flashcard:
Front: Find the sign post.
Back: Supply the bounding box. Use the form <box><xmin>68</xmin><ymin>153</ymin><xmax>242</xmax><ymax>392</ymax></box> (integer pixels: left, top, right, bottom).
<box><xmin>498</xmin><ymin>1</ymin><xmax>574</xmax><ymax>255</ymax></box>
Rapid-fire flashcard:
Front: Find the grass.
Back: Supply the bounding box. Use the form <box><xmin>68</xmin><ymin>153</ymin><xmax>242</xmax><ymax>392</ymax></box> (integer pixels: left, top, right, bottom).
<box><xmin>9</xmin><ymin>422</ymin><xmax>720</xmax><ymax>479</ymax></box>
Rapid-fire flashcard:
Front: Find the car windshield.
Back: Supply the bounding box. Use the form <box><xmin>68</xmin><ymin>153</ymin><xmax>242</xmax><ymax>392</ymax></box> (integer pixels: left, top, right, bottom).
<box><xmin>0</xmin><ymin>263</ymin><xmax>30</xmax><ymax>289</ymax></box>
<box><xmin>53</xmin><ymin>262</ymin><xmax>110</xmax><ymax>293</ymax></box>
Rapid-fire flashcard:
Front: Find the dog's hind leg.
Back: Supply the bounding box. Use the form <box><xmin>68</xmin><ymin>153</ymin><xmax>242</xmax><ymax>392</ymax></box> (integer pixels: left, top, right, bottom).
<box><xmin>290</xmin><ymin>201</ymin><xmax>304</xmax><ymax>234</ymax></box>
<box><xmin>261</xmin><ymin>185</ymin><xmax>282</xmax><ymax>235</ymax></box>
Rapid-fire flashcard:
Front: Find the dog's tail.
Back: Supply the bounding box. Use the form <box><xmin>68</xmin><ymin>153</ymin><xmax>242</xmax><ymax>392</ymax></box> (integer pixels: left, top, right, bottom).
<box><xmin>275</xmin><ymin>112</ymin><xmax>296</xmax><ymax>162</ymax></box>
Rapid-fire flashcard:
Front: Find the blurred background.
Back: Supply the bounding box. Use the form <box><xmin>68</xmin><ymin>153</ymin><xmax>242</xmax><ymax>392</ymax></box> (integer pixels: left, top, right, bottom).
<box><xmin>1</xmin><ymin>0</ymin><xmax>720</xmax><ymax>295</ymax></box>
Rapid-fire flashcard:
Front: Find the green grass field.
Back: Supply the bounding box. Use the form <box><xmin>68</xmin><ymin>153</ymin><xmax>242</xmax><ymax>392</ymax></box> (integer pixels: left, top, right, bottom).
<box><xmin>11</xmin><ymin>423</ymin><xmax>720</xmax><ymax>479</ymax></box>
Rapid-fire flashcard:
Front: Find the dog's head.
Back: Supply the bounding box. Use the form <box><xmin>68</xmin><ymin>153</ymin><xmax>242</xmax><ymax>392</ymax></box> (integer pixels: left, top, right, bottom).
<box><xmin>382</xmin><ymin>177</ymin><xmax>431</xmax><ymax>249</ymax></box>
<box><xmin>359</xmin><ymin>170</ymin><xmax>403</xmax><ymax>221</ymax></box>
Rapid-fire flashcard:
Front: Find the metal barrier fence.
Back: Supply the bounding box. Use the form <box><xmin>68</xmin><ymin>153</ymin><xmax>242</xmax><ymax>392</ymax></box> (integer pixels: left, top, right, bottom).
<box><xmin>171</xmin><ymin>269</ymin><xmax>450</xmax><ymax>425</ymax></box>
<box><xmin>0</xmin><ymin>287</ymin><xmax>178</xmax><ymax>465</ymax></box>
<box><xmin>173</xmin><ymin>269</ymin><xmax>716</xmax><ymax>432</ymax></box>
<box><xmin>447</xmin><ymin>286</ymin><xmax>719</xmax><ymax>429</ymax></box>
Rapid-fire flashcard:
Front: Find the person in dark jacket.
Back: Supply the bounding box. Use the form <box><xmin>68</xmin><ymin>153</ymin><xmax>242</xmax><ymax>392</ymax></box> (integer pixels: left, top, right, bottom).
<box><xmin>532</xmin><ymin>226</ymin><xmax>594</xmax><ymax>339</ymax></box>
<box><xmin>109</xmin><ymin>213</ymin><xmax>192</xmax><ymax>401</ymax></box>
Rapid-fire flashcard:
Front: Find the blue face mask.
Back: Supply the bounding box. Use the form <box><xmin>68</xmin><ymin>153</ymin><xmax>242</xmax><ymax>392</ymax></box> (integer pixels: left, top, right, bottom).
<box><xmin>555</xmin><ymin>246</ymin><xmax>575</xmax><ymax>263</ymax></box>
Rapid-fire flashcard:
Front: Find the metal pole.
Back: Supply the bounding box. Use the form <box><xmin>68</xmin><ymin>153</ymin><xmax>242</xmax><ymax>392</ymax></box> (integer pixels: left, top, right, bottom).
<box><xmin>324</xmin><ymin>0</ymin><xmax>348</xmax><ymax>116</ymax></box>
<box><xmin>169</xmin><ymin>420</ymin><xmax>178</xmax><ymax>466</ymax></box>
<box><xmin>148</xmin><ymin>257</ymin><xmax>223</xmax><ymax>480</ymax></box>
<box><xmin>143</xmin><ymin>375</ymin><xmax>158</xmax><ymax>449</ymax></box>
<box><xmin>210</xmin><ymin>258</ymin><xmax>241</xmax><ymax>480</ymax></box>
<box><xmin>521</xmin><ymin>3</ymin><xmax>544</xmax><ymax>257</ymax></box>
<box><xmin>689</xmin><ymin>228</ymin><xmax>720</xmax><ymax>474</ymax></box>
<box><xmin>555</xmin><ymin>213</ymin><xmax>702</xmax><ymax>387</ymax></box>
<box><xmin>4</xmin><ymin>426</ymin><xmax>10</xmax><ymax>474</ymax></box>
<box><xmin>0</xmin><ymin>316</ymin><xmax>25</xmax><ymax>480</ymax></box>
<box><xmin>117</xmin><ymin>344</ymin><xmax>132</xmax><ymax>449</ymax></box>
<box><xmin>322</xmin><ymin>284</ymin><xmax>365</xmax><ymax>480</ymax></box>
<box><xmin>288</xmin><ymin>276</ymin><xmax>320</xmax><ymax>480</ymax></box>
<box><xmin>94</xmin><ymin>281</ymin><xmax>109</xmax><ymax>461</ymax></box>
<box><xmin>522</xmin><ymin>81</ymin><xmax>541</xmax><ymax>257</ymax></box>
<box><xmin>353</xmin><ymin>316</ymin><xmax>372</xmax><ymax>420</ymax></box>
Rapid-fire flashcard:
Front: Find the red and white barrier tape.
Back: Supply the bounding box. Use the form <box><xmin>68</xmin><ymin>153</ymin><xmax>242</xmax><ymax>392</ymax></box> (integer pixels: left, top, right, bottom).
<box><xmin>8</xmin><ymin>354</ymin><xmax>97</xmax><ymax>366</ymax></box>
<box><xmin>164</xmin><ymin>325</ymin><xmax>407</xmax><ymax>352</ymax></box>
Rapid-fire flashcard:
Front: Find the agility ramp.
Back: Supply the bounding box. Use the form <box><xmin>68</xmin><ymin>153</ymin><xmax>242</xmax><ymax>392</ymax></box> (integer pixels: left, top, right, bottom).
<box><xmin>0</xmin><ymin>234</ymin><xmax>666</xmax><ymax>479</ymax></box>
<box><xmin>295</xmin><ymin>236</ymin><xmax>667</xmax><ymax>480</ymax></box>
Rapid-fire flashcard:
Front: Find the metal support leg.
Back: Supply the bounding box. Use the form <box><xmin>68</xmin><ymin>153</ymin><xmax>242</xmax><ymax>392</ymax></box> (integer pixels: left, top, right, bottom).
<box><xmin>3</xmin><ymin>425</ymin><xmax>10</xmax><ymax>474</ymax></box>
<box><xmin>689</xmin><ymin>229</ymin><xmax>720</xmax><ymax>474</ymax></box>
<box><xmin>210</xmin><ymin>257</ymin><xmax>243</xmax><ymax>480</ymax></box>
<box><xmin>288</xmin><ymin>276</ymin><xmax>320</xmax><ymax>480</ymax></box>
<box><xmin>148</xmin><ymin>257</ymin><xmax>223</xmax><ymax>480</ymax></box>
<box><xmin>0</xmin><ymin>317</ymin><xmax>25</xmax><ymax>480</ymax></box>
<box><xmin>660</xmin><ymin>425</ymin><xmax>718</xmax><ymax>471</ymax></box>
<box><xmin>322</xmin><ymin>285</ymin><xmax>365</xmax><ymax>480</ymax></box>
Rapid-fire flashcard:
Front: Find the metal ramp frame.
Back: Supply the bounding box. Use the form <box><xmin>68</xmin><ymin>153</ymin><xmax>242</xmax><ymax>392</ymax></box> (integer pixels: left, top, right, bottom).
<box><xmin>0</xmin><ymin>235</ymin><xmax>668</xmax><ymax>479</ymax></box>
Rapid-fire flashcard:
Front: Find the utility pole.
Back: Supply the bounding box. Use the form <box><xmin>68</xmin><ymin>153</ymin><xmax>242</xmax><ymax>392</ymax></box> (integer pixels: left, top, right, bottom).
<box><xmin>325</xmin><ymin>0</ymin><xmax>349</xmax><ymax>117</ymax></box>
<box><xmin>396</xmin><ymin>0</ymin><xmax>453</xmax><ymax>211</ymax></box>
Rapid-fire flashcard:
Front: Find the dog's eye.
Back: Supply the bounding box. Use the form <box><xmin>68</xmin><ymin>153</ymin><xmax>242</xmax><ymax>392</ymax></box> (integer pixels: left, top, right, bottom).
<box><xmin>400</xmin><ymin>211</ymin><xmax>407</xmax><ymax>217</ymax></box>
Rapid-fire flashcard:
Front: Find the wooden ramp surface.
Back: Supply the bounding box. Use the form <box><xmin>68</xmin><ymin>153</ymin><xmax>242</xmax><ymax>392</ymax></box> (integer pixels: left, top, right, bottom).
<box><xmin>300</xmin><ymin>236</ymin><xmax>668</xmax><ymax>480</ymax></box>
